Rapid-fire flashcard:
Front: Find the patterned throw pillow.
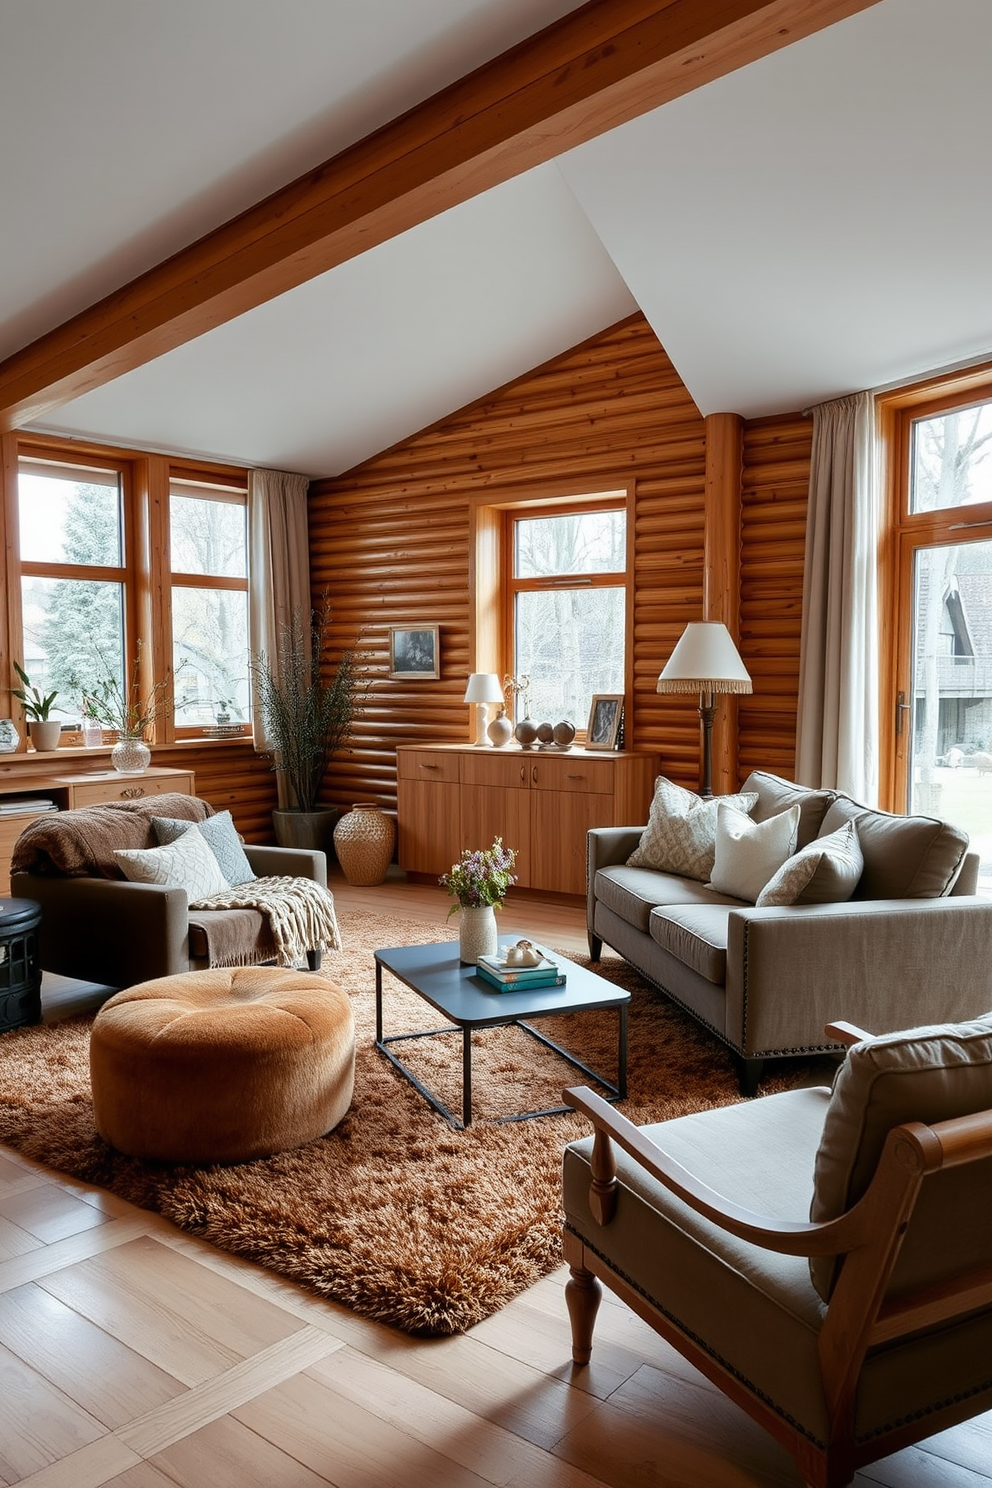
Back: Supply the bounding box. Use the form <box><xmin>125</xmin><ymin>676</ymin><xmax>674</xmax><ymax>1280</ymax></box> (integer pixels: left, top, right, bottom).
<box><xmin>756</xmin><ymin>821</ymin><xmax>863</xmax><ymax>907</ymax></box>
<box><xmin>707</xmin><ymin>802</ymin><xmax>800</xmax><ymax>903</ymax></box>
<box><xmin>115</xmin><ymin>823</ymin><xmax>229</xmax><ymax>900</ymax></box>
<box><xmin>153</xmin><ymin>809</ymin><xmax>256</xmax><ymax>886</ymax></box>
<box><xmin>627</xmin><ymin>777</ymin><xmax>759</xmax><ymax>883</ymax></box>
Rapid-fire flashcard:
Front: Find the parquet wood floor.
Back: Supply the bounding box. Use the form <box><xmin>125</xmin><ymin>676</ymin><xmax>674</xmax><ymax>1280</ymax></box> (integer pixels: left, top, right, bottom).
<box><xmin>1</xmin><ymin>870</ymin><xmax>988</xmax><ymax>1486</ymax></box>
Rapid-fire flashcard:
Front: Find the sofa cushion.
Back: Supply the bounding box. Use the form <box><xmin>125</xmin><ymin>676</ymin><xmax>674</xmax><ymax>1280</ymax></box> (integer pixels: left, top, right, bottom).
<box><xmin>650</xmin><ymin>904</ymin><xmax>733</xmax><ymax>984</ymax></box>
<box><xmin>819</xmin><ymin>797</ymin><xmax>968</xmax><ymax>900</ymax></box>
<box><xmin>707</xmin><ymin>802</ymin><xmax>800</xmax><ymax>903</ymax></box>
<box><xmin>756</xmin><ymin>821</ymin><xmax>864</xmax><ymax>907</ymax></box>
<box><xmin>742</xmin><ymin>770</ymin><xmax>835</xmax><ymax>849</ymax></box>
<box><xmin>809</xmin><ymin>1010</ymin><xmax>992</xmax><ymax>1299</ymax></box>
<box><xmin>115</xmin><ymin>823</ymin><xmax>230</xmax><ymax>900</ymax></box>
<box><xmin>153</xmin><ymin>809</ymin><xmax>256</xmax><ymax>886</ymax></box>
<box><xmin>627</xmin><ymin>777</ymin><xmax>759</xmax><ymax>882</ymax></box>
<box><xmin>595</xmin><ymin>864</ymin><xmax>745</xmax><ymax>935</ymax></box>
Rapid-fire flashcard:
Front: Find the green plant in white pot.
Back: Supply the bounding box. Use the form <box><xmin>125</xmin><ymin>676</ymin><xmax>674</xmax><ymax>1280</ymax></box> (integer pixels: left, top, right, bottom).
<box><xmin>251</xmin><ymin>600</ymin><xmax>367</xmax><ymax>850</ymax></box>
<box><xmin>10</xmin><ymin>662</ymin><xmax>61</xmax><ymax>752</ymax></box>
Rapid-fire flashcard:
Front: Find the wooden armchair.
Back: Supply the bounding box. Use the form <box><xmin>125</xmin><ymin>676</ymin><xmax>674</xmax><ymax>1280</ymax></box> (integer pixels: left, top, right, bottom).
<box><xmin>562</xmin><ymin>1016</ymin><xmax>992</xmax><ymax>1488</ymax></box>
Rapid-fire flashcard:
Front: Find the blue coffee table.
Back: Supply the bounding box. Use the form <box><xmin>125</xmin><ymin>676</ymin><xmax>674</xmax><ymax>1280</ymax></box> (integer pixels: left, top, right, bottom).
<box><xmin>374</xmin><ymin>937</ymin><xmax>629</xmax><ymax>1128</ymax></box>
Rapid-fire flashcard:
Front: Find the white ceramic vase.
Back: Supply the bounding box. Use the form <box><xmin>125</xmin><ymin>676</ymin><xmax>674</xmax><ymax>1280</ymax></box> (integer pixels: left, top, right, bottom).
<box><xmin>458</xmin><ymin>904</ymin><xmax>498</xmax><ymax>965</ymax></box>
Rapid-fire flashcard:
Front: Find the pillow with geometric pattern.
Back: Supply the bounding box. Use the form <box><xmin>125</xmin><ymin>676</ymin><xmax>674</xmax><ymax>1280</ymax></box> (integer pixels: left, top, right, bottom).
<box><xmin>153</xmin><ymin>809</ymin><xmax>255</xmax><ymax>885</ymax></box>
<box><xmin>627</xmin><ymin>777</ymin><xmax>759</xmax><ymax>883</ymax></box>
<box><xmin>114</xmin><ymin>822</ymin><xmax>229</xmax><ymax>900</ymax></box>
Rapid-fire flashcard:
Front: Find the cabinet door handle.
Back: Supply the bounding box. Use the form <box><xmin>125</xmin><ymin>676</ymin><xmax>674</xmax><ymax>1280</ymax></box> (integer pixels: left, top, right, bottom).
<box><xmin>531</xmin><ymin>765</ymin><xmax>538</xmax><ymax>784</ymax></box>
<box><xmin>420</xmin><ymin>763</ymin><xmax>440</xmax><ymax>771</ymax></box>
<box><xmin>519</xmin><ymin>765</ymin><xmax>526</xmax><ymax>782</ymax></box>
<box><xmin>565</xmin><ymin>774</ymin><xmax>583</xmax><ymax>782</ymax></box>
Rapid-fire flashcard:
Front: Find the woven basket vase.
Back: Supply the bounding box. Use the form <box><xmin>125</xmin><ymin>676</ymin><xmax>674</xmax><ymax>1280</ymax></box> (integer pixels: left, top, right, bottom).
<box><xmin>332</xmin><ymin>803</ymin><xmax>396</xmax><ymax>886</ymax></box>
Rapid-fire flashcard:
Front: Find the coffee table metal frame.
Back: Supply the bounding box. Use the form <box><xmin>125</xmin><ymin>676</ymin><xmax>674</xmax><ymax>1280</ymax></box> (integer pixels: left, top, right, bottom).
<box><xmin>374</xmin><ymin>938</ymin><xmax>629</xmax><ymax>1129</ymax></box>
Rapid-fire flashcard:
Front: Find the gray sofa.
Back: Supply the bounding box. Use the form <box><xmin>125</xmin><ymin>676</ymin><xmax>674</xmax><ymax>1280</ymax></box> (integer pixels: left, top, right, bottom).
<box><xmin>587</xmin><ymin>770</ymin><xmax>992</xmax><ymax>1093</ymax></box>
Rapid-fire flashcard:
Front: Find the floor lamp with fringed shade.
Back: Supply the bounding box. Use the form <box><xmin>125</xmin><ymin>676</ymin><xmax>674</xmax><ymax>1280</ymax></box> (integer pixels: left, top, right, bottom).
<box><xmin>656</xmin><ymin>622</ymin><xmax>752</xmax><ymax>798</ymax></box>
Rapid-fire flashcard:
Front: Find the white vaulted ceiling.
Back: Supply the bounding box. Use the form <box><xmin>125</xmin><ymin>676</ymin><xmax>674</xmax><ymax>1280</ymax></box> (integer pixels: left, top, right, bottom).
<box><xmin>3</xmin><ymin>0</ymin><xmax>992</xmax><ymax>477</ymax></box>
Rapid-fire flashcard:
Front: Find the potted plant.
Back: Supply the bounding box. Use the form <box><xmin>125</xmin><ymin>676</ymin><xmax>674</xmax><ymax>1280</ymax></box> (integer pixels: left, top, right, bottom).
<box><xmin>10</xmin><ymin>662</ymin><xmax>61</xmax><ymax>752</ymax></box>
<box><xmin>251</xmin><ymin>599</ymin><xmax>366</xmax><ymax>849</ymax></box>
<box><xmin>80</xmin><ymin>646</ymin><xmax>176</xmax><ymax>774</ymax></box>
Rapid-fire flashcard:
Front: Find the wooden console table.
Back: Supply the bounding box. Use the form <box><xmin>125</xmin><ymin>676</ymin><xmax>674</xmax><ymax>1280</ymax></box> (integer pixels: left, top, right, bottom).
<box><xmin>0</xmin><ymin>766</ymin><xmax>195</xmax><ymax>893</ymax></box>
<box><xmin>397</xmin><ymin>744</ymin><xmax>657</xmax><ymax>897</ymax></box>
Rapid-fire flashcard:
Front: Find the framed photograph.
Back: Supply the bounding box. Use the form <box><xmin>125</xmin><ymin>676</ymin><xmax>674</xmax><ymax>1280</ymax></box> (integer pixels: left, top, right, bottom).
<box><xmin>586</xmin><ymin>693</ymin><xmax>623</xmax><ymax>750</ymax></box>
<box><xmin>388</xmin><ymin>625</ymin><xmax>440</xmax><ymax>679</ymax></box>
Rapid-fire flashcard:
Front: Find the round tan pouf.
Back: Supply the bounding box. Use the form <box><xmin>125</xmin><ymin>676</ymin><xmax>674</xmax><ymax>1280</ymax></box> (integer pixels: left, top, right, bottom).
<box><xmin>89</xmin><ymin>966</ymin><xmax>355</xmax><ymax>1164</ymax></box>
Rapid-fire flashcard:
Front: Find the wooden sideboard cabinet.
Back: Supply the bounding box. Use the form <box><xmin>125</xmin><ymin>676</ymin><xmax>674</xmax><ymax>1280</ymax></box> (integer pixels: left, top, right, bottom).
<box><xmin>397</xmin><ymin>744</ymin><xmax>657</xmax><ymax>896</ymax></box>
<box><xmin>0</xmin><ymin>766</ymin><xmax>195</xmax><ymax>893</ymax></box>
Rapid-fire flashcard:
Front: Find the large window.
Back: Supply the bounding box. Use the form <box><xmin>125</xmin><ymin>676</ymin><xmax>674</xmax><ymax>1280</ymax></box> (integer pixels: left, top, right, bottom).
<box><xmin>170</xmin><ymin>481</ymin><xmax>251</xmax><ymax>732</ymax></box>
<box><xmin>13</xmin><ymin>446</ymin><xmax>249</xmax><ymax>742</ymax></box>
<box><xmin>504</xmin><ymin>498</ymin><xmax>627</xmax><ymax>733</ymax></box>
<box><xmin>882</xmin><ymin>377</ymin><xmax>992</xmax><ymax>890</ymax></box>
<box><xmin>18</xmin><ymin>458</ymin><xmax>128</xmax><ymax>724</ymax></box>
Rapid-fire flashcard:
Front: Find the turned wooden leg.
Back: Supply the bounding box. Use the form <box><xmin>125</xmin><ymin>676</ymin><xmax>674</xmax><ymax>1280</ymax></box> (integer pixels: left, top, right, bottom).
<box><xmin>565</xmin><ymin>1263</ymin><xmax>602</xmax><ymax>1365</ymax></box>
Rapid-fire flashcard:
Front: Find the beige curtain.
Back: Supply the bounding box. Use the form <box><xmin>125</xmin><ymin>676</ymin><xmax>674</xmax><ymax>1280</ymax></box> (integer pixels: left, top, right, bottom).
<box><xmin>796</xmin><ymin>391</ymin><xmax>879</xmax><ymax>803</ymax></box>
<box><xmin>248</xmin><ymin>468</ymin><xmax>310</xmax><ymax>803</ymax></box>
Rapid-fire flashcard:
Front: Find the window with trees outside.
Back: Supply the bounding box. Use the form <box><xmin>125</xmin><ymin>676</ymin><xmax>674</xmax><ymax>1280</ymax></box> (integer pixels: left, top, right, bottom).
<box><xmin>15</xmin><ymin>451</ymin><xmax>249</xmax><ymax>741</ymax></box>
<box><xmin>882</xmin><ymin>377</ymin><xmax>992</xmax><ymax>892</ymax></box>
<box><xmin>505</xmin><ymin>498</ymin><xmax>628</xmax><ymax>736</ymax></box>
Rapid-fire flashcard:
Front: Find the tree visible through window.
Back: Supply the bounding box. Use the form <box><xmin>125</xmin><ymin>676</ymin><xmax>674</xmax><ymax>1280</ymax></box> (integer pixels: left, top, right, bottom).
<box><xmin>507</xmin><ymin>501</ymin><xmax>626</xmax><ymax>732</ymax></box>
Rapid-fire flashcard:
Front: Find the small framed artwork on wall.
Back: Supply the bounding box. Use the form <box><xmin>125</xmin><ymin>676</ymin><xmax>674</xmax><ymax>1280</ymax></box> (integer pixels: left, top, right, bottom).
<box><xmin>388</xmin><ymin>625</ymin><xmax>440</xmax><ymax>679</ymax></box>
<box><xmin>586</xmin><ymin>693</ymin><xmax>623</xmax><ymax>750</ymax></box>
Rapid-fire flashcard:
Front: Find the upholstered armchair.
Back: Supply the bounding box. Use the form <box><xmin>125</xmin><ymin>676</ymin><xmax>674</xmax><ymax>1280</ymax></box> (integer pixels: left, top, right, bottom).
<box><xmin>562</xmin><ymin>1015</ymin><xmax>992</xmax><ymax>1488</ymax></box>
<box><xmin>11</xmin><ymin>794</ymin><xmax>333</xmax><ymax>988</ymax></box>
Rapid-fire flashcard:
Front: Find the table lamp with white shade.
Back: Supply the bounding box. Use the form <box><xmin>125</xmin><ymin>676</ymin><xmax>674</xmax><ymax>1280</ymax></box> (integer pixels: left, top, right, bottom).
<box><xmin>464</xmin><ymin>673</ymin><xmax>504</xmax><ymax>747</ymax></box>
<box><xmin>656</xmin><ymin>622</ymin><xmax>752</xmax><ymax>797</ymax></box>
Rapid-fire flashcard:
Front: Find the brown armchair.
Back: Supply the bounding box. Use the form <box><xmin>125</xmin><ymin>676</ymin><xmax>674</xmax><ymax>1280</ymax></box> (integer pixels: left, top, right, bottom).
<box><xmin>562</xmin><ymin>1014</ymin><xmax>992</xmax><ymax>1488</ymax></box>
<box><xmin>11</xmin><ymin>794</ymin><xmax>330</xmax><ymax>988</ymax></box>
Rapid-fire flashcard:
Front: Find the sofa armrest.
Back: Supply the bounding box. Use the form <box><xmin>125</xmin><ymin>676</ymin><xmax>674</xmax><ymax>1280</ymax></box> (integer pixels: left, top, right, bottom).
<box><xmin>587</xmin><ymin>826</ymin><xmax>645</xmax><ymax>938</ymax></box>
<box><xmin>244</xmin><ymin>844</ymin><xmax>327</xmax><ymax>889</ymax></box>
<box><xmin>12</xmin><ymin>873</ymin><xmax>190</xmax><ymax>988</ymax></box>
<box><xmin>725</xmin><ymin>896</ymin><xmax>992</xmax><ymax>1056</ymax></box>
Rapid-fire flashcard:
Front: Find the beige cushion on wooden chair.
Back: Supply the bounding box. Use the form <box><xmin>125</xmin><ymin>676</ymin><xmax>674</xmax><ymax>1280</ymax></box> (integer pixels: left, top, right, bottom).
<box><xmin>810</xmin><ymin>1010</ymin><xmax>992</xmax><ymax>1298</ymax></box>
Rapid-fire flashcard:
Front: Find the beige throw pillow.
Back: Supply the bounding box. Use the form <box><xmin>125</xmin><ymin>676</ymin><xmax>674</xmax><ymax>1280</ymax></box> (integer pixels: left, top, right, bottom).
<box><xmin>627</xmin><ymin>778</ymin><xmax>759</xmax><ymax>883</ymax></box>
<box><xmin>809</xmin><ymin>1011</ymin><xmax>992</xmax><ymax>1299</ymax></box>
<box><xmin>115</xmin><ymin>822</ymin><xmax>229</xmax><ymax>900</ymax></box>
<box><xmin>755</xmin><ymin>820</ymin><xmax>863</xmax><ymax>907</ymax></box>
<box><xmin>707</xmin><ymin>802</ymin><xmax>800</xmax><ymax>903</ymax></box>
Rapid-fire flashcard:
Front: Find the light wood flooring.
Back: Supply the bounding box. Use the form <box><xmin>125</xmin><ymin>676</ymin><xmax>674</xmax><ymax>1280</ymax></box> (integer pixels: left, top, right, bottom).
<box><xmin>1</xmin><ymin>870</ymin><xmax>989</xmax><ymax>1487</ymax></box>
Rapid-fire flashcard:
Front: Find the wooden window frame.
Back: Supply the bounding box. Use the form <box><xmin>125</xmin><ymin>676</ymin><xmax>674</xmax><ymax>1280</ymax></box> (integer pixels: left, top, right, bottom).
<box><xmin>3</xmin><ymin>433</ymin><xmax>248</xmax><ymax>750</ymax></box>
<box><xmin>878</xmin><ymin>360</ymin><xmax>992</xmax><ymax>810</ymax></box>
<box><xmin>499</xmin><ymin>492</ymin><xmax>630</xmax><ymax>743</ymax></box>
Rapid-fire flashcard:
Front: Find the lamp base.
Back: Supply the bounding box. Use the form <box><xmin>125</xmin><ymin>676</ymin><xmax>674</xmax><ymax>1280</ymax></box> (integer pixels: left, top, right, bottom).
<box><xmin>473</xmin><ymin>703</ymin><xmax>493</xmax><ymax>747</ymax></box>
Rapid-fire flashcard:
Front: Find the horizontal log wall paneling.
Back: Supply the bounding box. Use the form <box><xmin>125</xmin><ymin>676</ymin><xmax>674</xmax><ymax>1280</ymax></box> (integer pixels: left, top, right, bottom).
<box><xmin>154</xmin><ymin>743</ymin><xmax>278</xmax><ymax>842</ymax></box>
<box><xmin>309</xmin><ymin>314</ymin><xmax>709</xmax><ymax>812</ymax></box>
<box><xmin>738</xmin><ymin>411</ymin><xmax>812</xmax><ymax>783</ymax></box>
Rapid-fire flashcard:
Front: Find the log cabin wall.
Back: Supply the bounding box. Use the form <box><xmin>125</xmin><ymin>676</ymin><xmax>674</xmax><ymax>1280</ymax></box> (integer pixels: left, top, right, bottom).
<box><xmin>309</xmin><ymin>312</ymin><xmax>811</xmax><ymax>814</ymax></box>
<box><xmin>738</xmin><ymin>412</ymin><xmax>812</xmax><ymax>783</ymax></box>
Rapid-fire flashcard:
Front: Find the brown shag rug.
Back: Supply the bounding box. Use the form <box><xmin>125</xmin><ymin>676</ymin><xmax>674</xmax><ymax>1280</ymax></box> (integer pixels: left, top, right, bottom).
<box><xmin>0</xmin><ymin>909</ymin><xmax>833</xmax><ymax>1336</ymax></box>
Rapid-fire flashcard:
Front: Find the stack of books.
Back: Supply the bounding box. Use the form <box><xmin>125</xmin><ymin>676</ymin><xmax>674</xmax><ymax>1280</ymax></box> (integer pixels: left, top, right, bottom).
<box><xmin>475</xmin><ymin>947</ymin><xmax>566</xmax><ymax>993</ymax></box>
<box><xmin>0</xmin><ymin>797</ymin><xmax>58</xmax><ymax>816</ymax></box>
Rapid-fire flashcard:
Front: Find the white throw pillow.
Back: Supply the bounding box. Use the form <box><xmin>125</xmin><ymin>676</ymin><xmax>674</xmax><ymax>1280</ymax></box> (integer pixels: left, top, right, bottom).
<box><xmin>627</xmin><ymin>777</ymin><xmax>759</xmax><ymax>882</ymax></box>
<box><xmin>707</xmin><ymin>802</ymin><xmax>800</xmax><ymax>903</ymax></box>
<box><xmin>115</xmin><ymin>823</ymin><xmax>229</xmax><ymax>900</ymax></box>
<box><xmin>756</xmin><ymin>821</ymin><xmax>863</xmax><ymax>907</ymax></box>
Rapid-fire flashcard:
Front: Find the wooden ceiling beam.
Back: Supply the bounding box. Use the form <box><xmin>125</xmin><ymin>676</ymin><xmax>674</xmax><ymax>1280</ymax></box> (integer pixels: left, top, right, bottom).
<box><xmin>0</xmin><ymin>0</ymin><xmax>880</xmax><ymax>430</ymax></box>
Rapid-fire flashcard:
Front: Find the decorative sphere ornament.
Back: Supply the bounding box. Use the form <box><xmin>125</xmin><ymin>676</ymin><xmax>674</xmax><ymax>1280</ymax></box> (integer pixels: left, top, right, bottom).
<box><xmin>514</xmin><ymin>717</ymin><xmax>538</xmax><ymax>748</ymax></box>
<box><xmin>536</xmin><ymin>722</ymin><xmax>554</xmax><ymax>744</ymax></box>
<box><xmin>553</xmin><ymin>720</ymin><xmax>576</xmax><ymax>749</ymax></box>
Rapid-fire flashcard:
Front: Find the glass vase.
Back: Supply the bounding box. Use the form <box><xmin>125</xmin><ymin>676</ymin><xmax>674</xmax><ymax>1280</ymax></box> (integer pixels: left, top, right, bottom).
<box><xmin>458</xmin><ymin>904</ymin><xmax>498</xmax><ymax>965</ymax></box>
<box><xmin>111</xmin><ymin>734</ymin><xmax>151</xmax><ymax>775</ymax></box>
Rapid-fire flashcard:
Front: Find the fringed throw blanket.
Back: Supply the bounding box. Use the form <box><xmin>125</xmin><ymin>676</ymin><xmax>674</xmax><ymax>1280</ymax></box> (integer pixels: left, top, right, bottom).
<box><xmin>191</xmin><ymin>875</ymin><xmax>342</xmax><ymax>967</ymax></box>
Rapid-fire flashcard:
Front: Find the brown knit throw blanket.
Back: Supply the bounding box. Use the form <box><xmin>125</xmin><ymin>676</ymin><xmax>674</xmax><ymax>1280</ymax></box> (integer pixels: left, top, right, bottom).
<box><xmin>190</xmin><ymin>875</ymin><xmax>342</xmax><ymax>966</ymax></box>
